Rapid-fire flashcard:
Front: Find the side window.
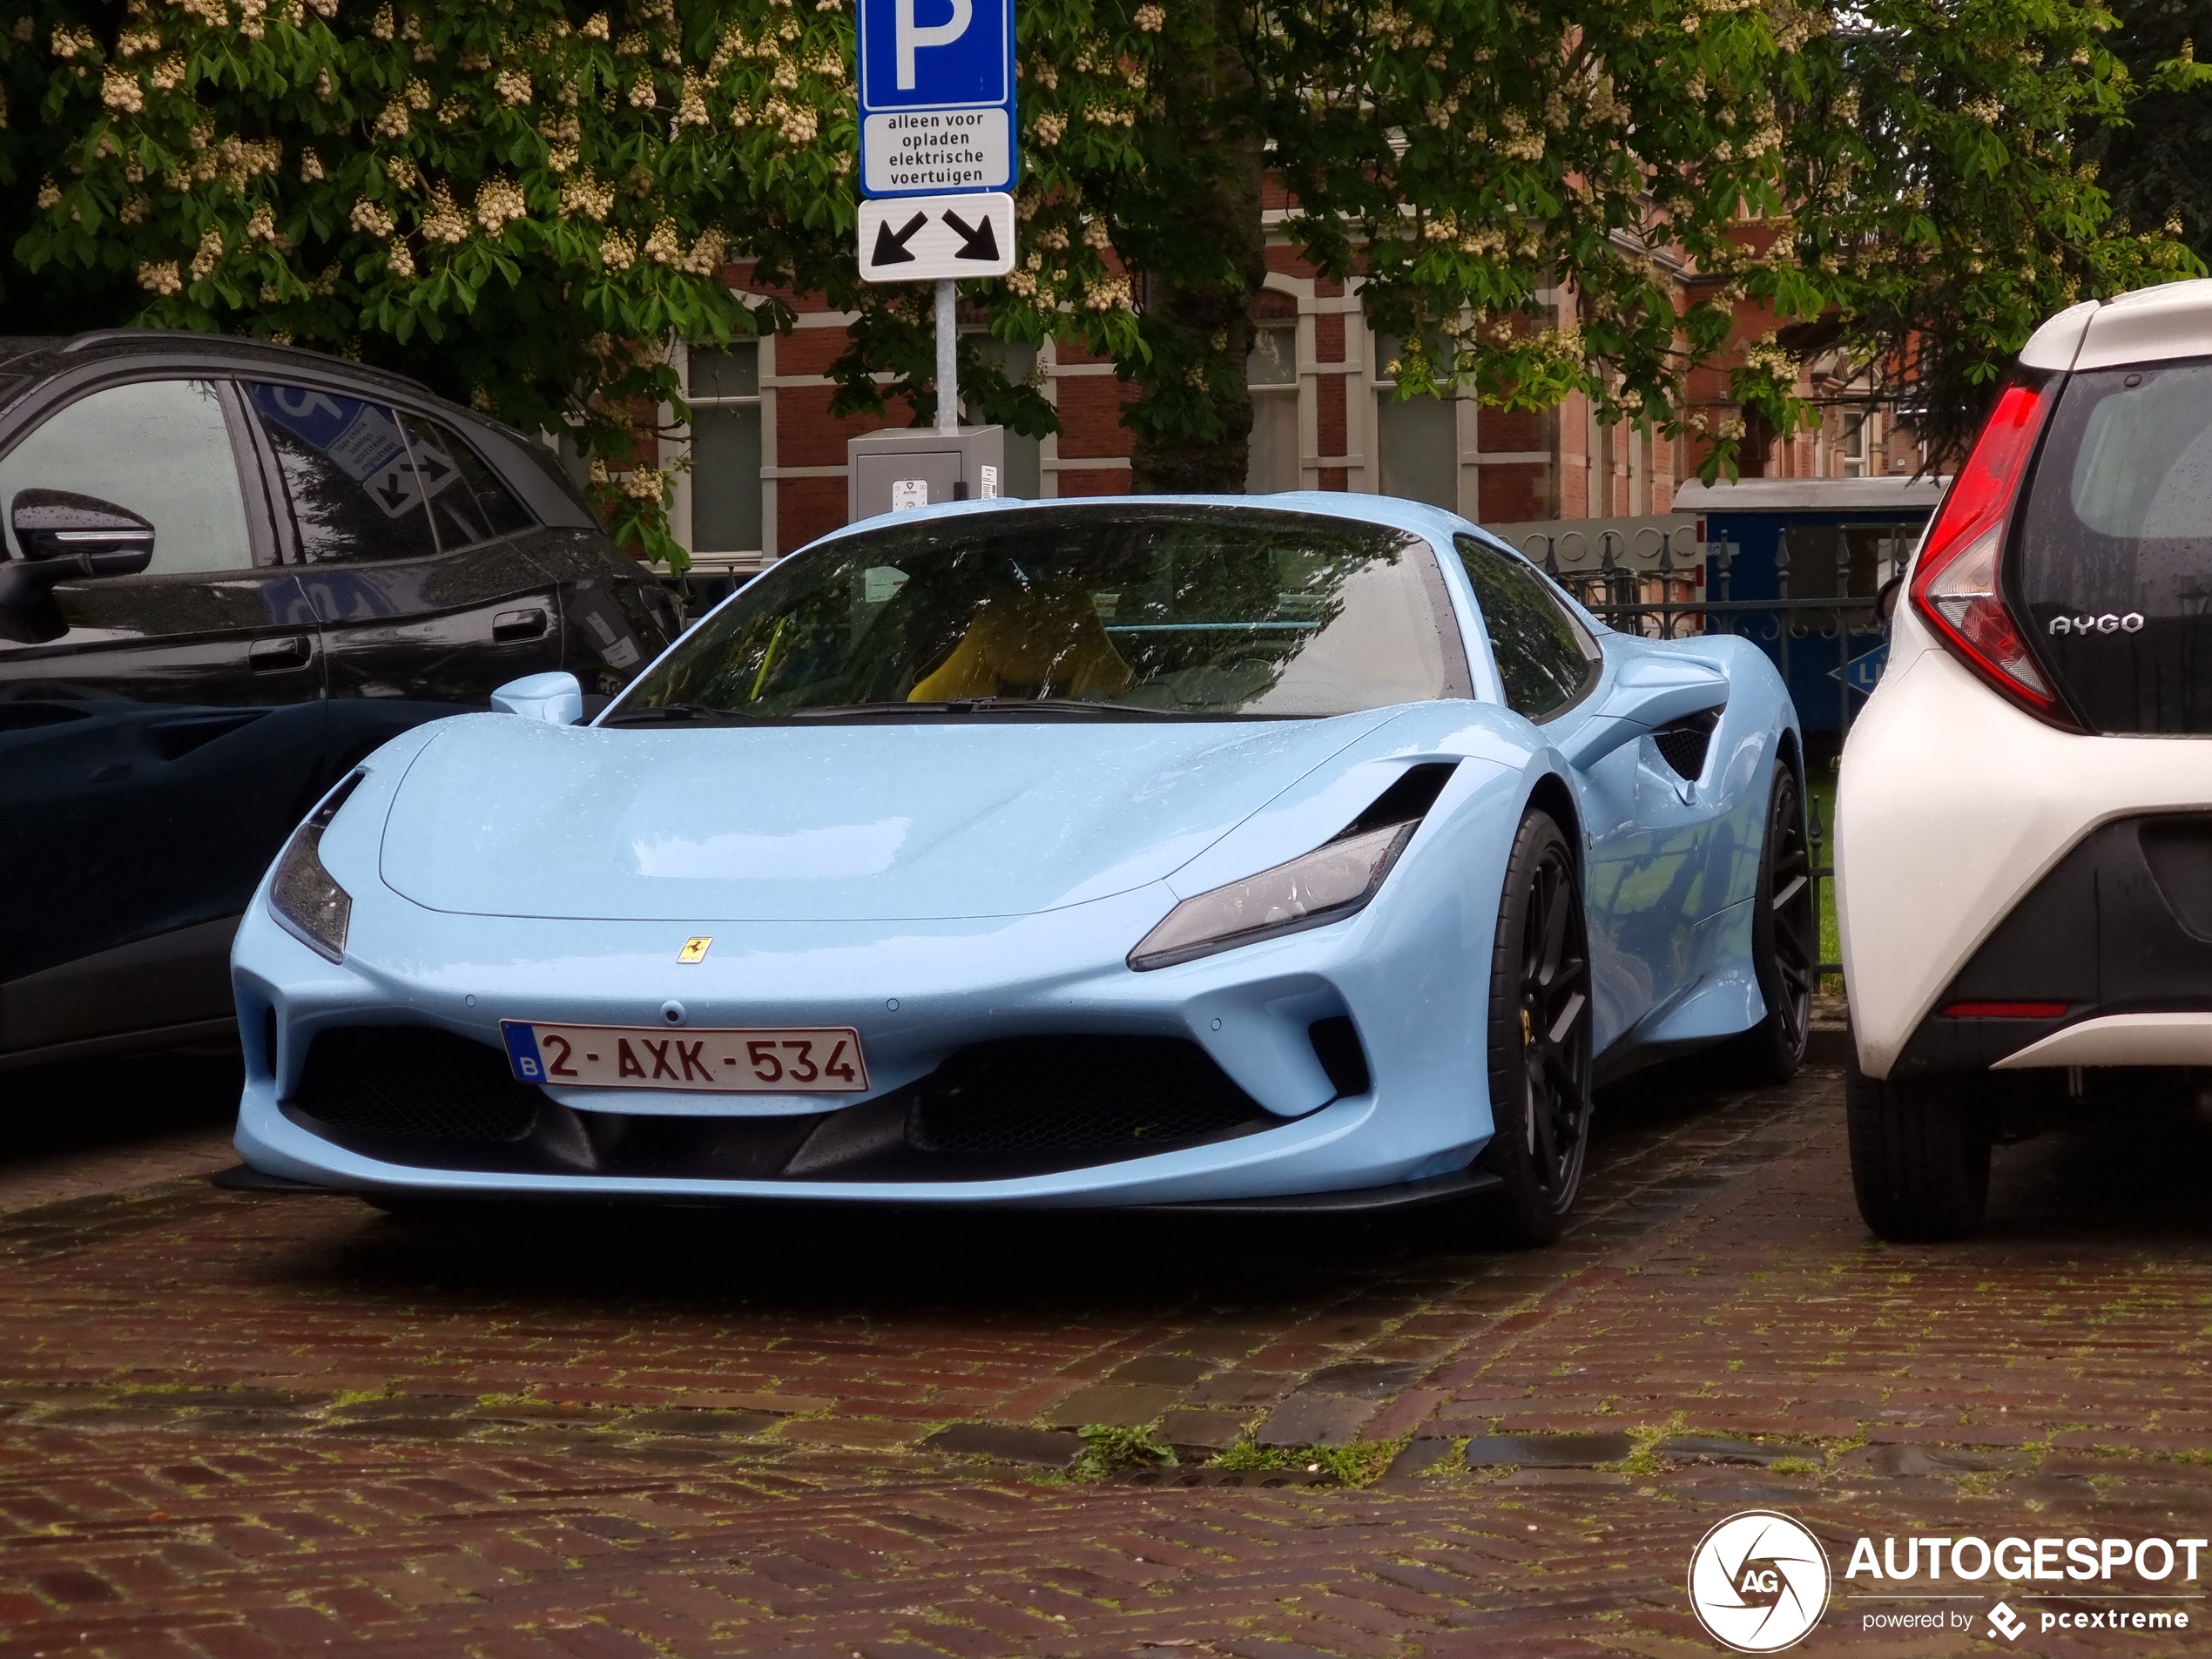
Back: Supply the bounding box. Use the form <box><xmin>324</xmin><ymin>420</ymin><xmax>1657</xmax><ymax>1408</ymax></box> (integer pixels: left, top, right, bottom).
<box><xmin>0</xmin><ymin>379</ymin><xmax>253</xmax><ymax>574</ymax></box>
<box><xmin>1453</xmin><ymin>534</ymin><xmax>1599</xmax><ymax>720</ymax></box>
<box><xmin>246</xmin><ymin>382</ymin><xmax>437</xmax><ymax>563</ymax></box>
<box><xmin>397</xmin><ymin>412</ymin><xmax>534</xmax><ymax>550</ymax></box>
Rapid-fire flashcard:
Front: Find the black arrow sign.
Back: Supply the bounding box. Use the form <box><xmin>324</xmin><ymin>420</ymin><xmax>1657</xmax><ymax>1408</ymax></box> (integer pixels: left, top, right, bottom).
<box><xmin>374</xmin><ymin>472</ymin><xmax>412</xmax><ymax>511</ymax></box>
<box><xmin>416</xmin><ymin>452</ymin><xmax>453</xmax><ymax>485</ymax></box>
<box><xmin>942</xmin><ymin>208</ymin><xmax>1000</xmax><ymax>263</ymax></box>
<box><xmin>871</xmin><ymin>212</ymin><xmax>928</xmax><ymax>266</ymax></box>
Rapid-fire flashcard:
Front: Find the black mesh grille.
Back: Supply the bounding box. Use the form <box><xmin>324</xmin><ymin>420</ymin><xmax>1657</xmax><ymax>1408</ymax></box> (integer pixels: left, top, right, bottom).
<box><xmin>282</xmin><ymin>1026</ymin><xmax>1275</xmax><ymax>1181</ymax></box>
<box><xmin>910</xmin><ymin>1036</ymin><xmax>1266</xmax><ymax>1156</ymax></box>
<box><xmin>1651</xmin><ymin>713</ymin><xmax>1716</xmax><ymax>780</ymax></box>
<box><xmin>291</xmin><ymin>1025</ymin><xmax>540</xmax><ymax>1143</ymax></box>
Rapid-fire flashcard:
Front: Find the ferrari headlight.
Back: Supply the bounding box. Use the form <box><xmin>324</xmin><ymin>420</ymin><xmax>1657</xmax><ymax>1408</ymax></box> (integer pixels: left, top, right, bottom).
<box><xmin>1129</xmin><ymin>821</ymin><xmax>1414</xmax><ymax>971</ymax></box>
<box><xmin>269</xmin><ymin>772</ymin><xmax>364</xmax><ymax>961</ymax></box>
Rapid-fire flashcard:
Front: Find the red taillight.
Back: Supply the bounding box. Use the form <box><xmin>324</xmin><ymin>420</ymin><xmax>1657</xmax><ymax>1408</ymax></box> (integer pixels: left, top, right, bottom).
<box><xmin>1940</xmin><ymin>1001</ymin><xmax>2070</xmax><ymax>1019</ymax></box>
<box><xmin>1909</xmin><ymin>374</ymin><xmax>2077</xmax><ymax>727</ymax></box>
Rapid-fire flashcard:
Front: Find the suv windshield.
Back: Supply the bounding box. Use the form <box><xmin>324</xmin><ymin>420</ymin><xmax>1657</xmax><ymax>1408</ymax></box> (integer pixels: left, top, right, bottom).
<box><xmin>2018</xmin><ymin>360</ymin><xmax>2212</xmax><ymax>732</ymax></box>
<box><xmin>613</xmin><ymin>505</ymin><xmax>1452</xmax><ymax>721</ymax></box>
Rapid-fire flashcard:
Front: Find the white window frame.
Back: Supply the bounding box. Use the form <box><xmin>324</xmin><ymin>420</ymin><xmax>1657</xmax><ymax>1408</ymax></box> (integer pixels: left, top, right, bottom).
<box><xmin>669</xmin><ymin>334</ymin><xmax>773</xmax><ymax>573</ymax></box>
<box><xmin>1245</xmin><ymin>313</ymin><xmax>1304</xmax><ymax>494</ymax></box>
<box><xmin>1369</xmin><ymin>329</ymin><xmax>1474</xmax><ymax>515</ymax></box>
<box><xmin>958</xmin><ymin>322</ymin><xmax>1049</xmax><ymax>499</ymax></box>
<box><xmin>1840</xmin><ymin>409</ymin><xmax>1871</xmax><ymax>478</ymax></box>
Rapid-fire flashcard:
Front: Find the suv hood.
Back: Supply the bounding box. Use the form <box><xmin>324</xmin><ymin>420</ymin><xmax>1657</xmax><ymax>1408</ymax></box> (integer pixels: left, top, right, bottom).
<box><xmin>376</xmin><ymin>711</ymin><xmax>1398</xmax><ymax>921</ymax></box>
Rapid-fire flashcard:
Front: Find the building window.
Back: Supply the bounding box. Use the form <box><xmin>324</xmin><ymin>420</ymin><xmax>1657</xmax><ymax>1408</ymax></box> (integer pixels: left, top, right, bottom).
<box><xmin>1839</xmin><ymin>411</ymin><xmax>1870</xmax><ymax>478</ymax></box>
<box><xmin>961</xmin><ymin>331</ymin><xmax>1042</xmax><ymax>498</ymax></box>
<box><xmin>1373</xmin><ymin>334</ymin><xmax>1459</xmax><ymax>509</ymax></box>
<box><xmin>685</xmin><ymin>341</ymin><xmax>763</xmax><ymax>554</ymax></box>
<box><xmin>1246</xmin><ymin>320</ymin><xmax>1300</xmax><ymax>493</ymax></box>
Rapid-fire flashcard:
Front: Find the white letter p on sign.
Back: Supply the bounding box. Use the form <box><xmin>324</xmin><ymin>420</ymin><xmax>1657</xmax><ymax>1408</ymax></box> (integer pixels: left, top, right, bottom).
<box><xmin>895</xmin><ymin>0</ymin><xmax>972</xmax><ymax>88</ymax></box>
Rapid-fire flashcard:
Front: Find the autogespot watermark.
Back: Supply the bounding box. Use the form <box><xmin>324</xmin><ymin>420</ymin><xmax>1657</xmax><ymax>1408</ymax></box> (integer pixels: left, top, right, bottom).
<box><xmin>1689</xmin><ymin>1512</ymin><xmax>1832</xmax><ymax>1652</ymax></box>
<box><xmin>1689</xmin><ymin>1515</ymin><xmax>2209</xmax><ymax>1650</ymax></box>
<box><xmin>1846</xmin><ymin>1531</ymin><xmax>2206</xmax><ymax>1645</ymax></box>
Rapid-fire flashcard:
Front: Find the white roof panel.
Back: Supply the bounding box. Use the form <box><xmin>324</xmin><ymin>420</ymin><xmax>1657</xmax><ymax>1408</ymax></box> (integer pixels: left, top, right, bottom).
<box><xmin>1671</xmin><ymin>476</ymin><xmax>1948</xmax><ymax>514</ymax></box>
<box><xmin>2074</xmin><ymin>278</ymin><xmax>2212</xmax><ymax>369</ymax></box>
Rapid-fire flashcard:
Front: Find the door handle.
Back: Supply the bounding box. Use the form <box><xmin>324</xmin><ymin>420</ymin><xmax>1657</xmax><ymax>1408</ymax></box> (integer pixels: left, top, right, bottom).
<box><xmin>248</xmin><ymin>635</ymin><xmax>314</xmax><ymax>671</ymax></box>
<box><xmin>493</xmin><ymin>607</ymin><xmax>550</xmax><ymax>643</ymax></box>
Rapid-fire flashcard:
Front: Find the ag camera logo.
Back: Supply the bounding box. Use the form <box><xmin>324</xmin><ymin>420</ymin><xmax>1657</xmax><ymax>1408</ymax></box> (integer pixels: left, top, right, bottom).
<box><xmin>1689</xmin><ymin>1511</ymin><xmax>1832</xmax><ymax>1652</ymax></box>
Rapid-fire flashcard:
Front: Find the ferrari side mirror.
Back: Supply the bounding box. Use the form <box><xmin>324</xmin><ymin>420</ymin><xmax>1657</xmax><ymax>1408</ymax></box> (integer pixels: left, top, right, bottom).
<box><xmin>490</xmin><ymin>670</ymin><xmax>583</xmax><ymax>725</ymax></box>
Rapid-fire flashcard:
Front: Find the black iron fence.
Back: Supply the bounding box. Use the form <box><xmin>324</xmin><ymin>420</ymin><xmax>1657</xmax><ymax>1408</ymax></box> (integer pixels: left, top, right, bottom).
<box><xmin>1515</xmin><ymin>525</ymin><xmax>1882</xmax><ymax>984</ymax></box>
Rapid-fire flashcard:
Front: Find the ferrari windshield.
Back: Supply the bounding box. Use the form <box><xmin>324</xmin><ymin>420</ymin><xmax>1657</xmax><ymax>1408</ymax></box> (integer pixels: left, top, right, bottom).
<box><xmin>615</xmin><ymin>506</ymin><xmax>1451</xmax><ymax>720</ymax></box>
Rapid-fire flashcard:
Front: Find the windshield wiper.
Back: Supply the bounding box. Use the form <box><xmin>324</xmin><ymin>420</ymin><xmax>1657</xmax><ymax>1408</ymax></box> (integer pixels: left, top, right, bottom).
<box><xmin>598</xmin><ymin>702</ymin><xmax>754</xmax><ymax>726</ymax></box>
<box><xmin>790</xmin><ymin>698</ymin><xmax>1190</xmax><ymax>720</ymax></box>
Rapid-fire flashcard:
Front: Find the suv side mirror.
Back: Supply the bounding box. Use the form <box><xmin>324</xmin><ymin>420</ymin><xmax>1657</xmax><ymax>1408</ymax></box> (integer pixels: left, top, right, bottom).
<box><xmin>0</xmin><ymin>490</ymin><xmax>155</xmax><ymax>620</ymax></box>
<box><xmin>490</xmin><ymin>671</ymin><xmax>583</xmax><ymax>725</ymax></box>
<box><xmin>10</xmin><ymin>489</ymin><xmax>155</xmax><ymax>577</ymax></box>
<box><xmin>1557</xmin><ymin>656</ymin><xmax>1730</xmax><ymax>770</ymax></box>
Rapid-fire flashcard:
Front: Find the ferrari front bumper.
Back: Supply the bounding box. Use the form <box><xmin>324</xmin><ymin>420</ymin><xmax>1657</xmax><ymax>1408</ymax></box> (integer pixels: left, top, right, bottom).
<box><xmin>230</xmin><ymin>869</ymin><xmax>1496</xmax><ymax>1207</ymax></box>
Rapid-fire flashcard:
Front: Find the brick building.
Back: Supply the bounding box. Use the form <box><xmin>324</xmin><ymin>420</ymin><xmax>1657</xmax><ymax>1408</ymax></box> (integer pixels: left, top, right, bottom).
<box><xmin>658</xmin><ymin>207</ymin><xmax>1918</xmax><ymax>577</ymax></box>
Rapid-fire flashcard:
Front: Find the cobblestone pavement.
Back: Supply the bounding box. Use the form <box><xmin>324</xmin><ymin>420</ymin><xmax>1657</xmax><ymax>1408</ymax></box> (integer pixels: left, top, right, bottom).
<box><xmin>0</xmin><ymin>1054</ymin><xmax>236</xmax><ymax>1217</ymax></box>
<box><xmin>3</xmin><ymin>1034</ymin><xmax>2210</xmax><ymax>1658</ymax></box>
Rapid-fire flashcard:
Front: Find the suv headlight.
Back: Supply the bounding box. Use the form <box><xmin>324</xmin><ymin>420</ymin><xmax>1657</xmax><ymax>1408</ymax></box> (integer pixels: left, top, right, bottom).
<box><xmin>270</xmin><ymin>772</ymin><xmax>364</xmax><ymax>961</ymax></box>
<box><xmin>1128</xmin><ymin>821</ymin><xmax>1414</xmax><ymax>971</ymax></box>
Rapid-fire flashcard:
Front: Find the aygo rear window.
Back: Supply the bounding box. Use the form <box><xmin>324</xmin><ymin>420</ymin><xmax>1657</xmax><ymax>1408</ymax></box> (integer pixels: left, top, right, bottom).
<box><xmin>2017</xmin><ymin>360</ymin><xmax>2212</xmax><ymax>734</ymax></box>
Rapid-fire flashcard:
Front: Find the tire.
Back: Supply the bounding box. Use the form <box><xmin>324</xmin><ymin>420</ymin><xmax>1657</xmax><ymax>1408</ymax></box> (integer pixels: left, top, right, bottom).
<box><xmin>1716</xmin><ymin>761</ymin><xmax>1815</xmax><ymax>1085</ymax></box>
<box><xmin>1846</xmin><ymin>1053</ymin><xmax>1991</xmax><ymax>1241</ymax></box>
<box><xmin>1477</xmin><ymin>807</ymin><xmax>1595</xmax><ymax>1245</ymax></box>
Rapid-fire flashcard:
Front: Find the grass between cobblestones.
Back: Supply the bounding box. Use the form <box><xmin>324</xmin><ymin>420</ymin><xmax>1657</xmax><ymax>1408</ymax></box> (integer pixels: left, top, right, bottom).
<box><xmin>1068</xmin><ymin>1423</ymin><xmax>1409</xmax><ymax>1487</ymax></box>
<box><xmin>1206</xmin><ymin>1434</ymin><xmax>1407</xmax><ymax>1487</ymax></box>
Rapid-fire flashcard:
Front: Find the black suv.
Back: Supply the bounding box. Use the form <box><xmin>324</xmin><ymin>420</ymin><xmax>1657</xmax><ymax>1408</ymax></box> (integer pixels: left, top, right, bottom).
<box><xmin>0</xmin><ymin>332</ymin><xmax>678</xmax><ymax>1069</ymax></box>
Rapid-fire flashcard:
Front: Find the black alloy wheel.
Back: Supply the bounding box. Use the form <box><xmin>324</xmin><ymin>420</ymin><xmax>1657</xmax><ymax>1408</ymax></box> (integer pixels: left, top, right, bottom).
<box><xmin>1478</xmin><ymin>808</ymin><xmax>1595</xmax><ymax>1245</ymax></box>
<box><xmin>1719</xmin><ymin>763</ymin><xmax>1816</xmax><ymax>1084</ymax></box>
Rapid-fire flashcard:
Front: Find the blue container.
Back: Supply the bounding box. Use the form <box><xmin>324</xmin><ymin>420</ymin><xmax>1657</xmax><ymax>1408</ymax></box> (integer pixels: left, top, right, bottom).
<box><xmin>1672</xmin><ymin>476</ymin><xmax>1947</xmax><ymax>735</ymax></box>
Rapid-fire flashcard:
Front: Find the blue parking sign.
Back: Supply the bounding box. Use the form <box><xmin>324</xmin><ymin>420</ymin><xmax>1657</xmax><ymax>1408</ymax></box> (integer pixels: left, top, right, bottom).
<box><xmin>858</xmin><ymin>0</ymin><xmax>1011</xmax><ymax>111</ymax></box>
<box><xmin>856</xmin><ymin>0</ymin><xmax>1016</xmax><ymax>197</ymax></box>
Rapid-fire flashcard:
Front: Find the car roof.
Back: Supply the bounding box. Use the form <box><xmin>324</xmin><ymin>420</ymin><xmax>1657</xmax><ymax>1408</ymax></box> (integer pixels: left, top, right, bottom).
<box><xmin>2018</xmin><ymin>279</ymin><xmax>2212</xmax><ymax>374</ymax></box>
<box><xmin>0</xmin><ymin>329</ymin><xmax>602</xmax><ymax>531</ymax></box>
<box><xmin>0</xmin><ymin>329</ymin><xmax>439</xmax><ymax>402</ymax></box>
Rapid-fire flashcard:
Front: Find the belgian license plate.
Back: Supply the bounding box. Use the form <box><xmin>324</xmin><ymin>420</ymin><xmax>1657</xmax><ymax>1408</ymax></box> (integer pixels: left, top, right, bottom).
<box><xmin>501</xmin><ymin>1021</ymin><xmax>869</xmax><ymax>1093</ymax></box>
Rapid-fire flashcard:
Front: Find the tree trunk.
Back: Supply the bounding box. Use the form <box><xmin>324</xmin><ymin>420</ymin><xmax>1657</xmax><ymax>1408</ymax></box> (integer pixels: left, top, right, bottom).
<box><xmin>1127</xmin><ymin>0</ymin><xmax>1267</xmax><ymax>495</ymax></box>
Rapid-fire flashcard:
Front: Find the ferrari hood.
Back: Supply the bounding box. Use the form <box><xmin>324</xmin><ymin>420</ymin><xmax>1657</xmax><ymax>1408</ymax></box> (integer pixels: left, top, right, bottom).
<box><xmin>376</xmin><ymin>711</ymin><xmax>1400</xmax><ymax>921</ymax></box>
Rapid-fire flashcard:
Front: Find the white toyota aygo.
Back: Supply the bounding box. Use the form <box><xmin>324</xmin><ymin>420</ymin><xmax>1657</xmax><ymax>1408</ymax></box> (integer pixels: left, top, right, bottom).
<box><xmin>1840</xmin><ymin>279</ymin><xmax>2212</xmax><ymax>1238</ymax></box>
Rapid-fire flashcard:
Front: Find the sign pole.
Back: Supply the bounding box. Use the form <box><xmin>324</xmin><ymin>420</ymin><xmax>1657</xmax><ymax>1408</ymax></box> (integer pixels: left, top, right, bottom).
<box><xmin>935</xmin><ymin>279</ymin><xmax>958</xmax><ymax>435</ymax></box>
<box><xmin>846</xmin><ymin>0</ymin><xmax>1015</xmax><ymax>514</ymax></box>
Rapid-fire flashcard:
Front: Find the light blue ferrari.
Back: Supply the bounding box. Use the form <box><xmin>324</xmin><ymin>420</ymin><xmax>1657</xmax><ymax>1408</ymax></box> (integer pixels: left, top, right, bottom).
<box><xmin>229</xmin><ymin>495</ymin><xmax>1808</xmax><ymax>1241</ymax></box>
